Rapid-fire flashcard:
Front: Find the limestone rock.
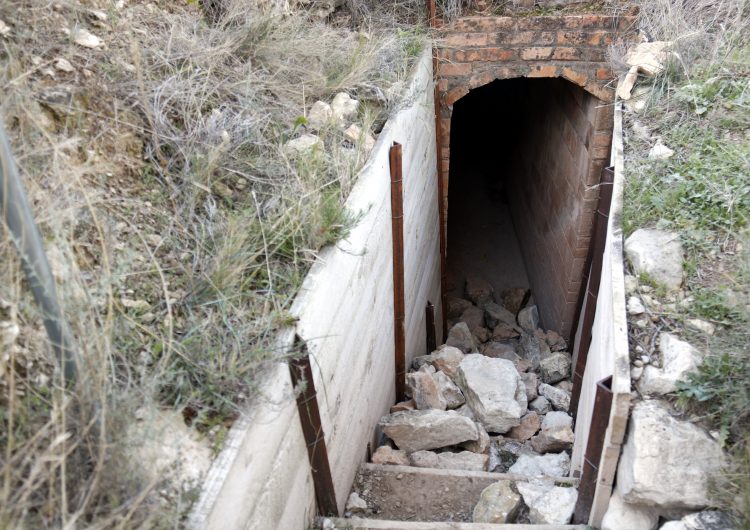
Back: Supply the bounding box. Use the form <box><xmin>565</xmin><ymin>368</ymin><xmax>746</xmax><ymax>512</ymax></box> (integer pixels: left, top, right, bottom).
<box><xmin>529</xmin><ymin>395</ymin><xmax>551</xmax><ymax>414</ymax></box>
<box><xmin>466</xmin><ymin>275</ymin><xmax>494</xmax><ymax>306</ymax></box>
<box><xmin>283</xmin><ymin>133</ymin><xmax>324</xmax><ymax>157</ymax></box>
<box><xmin>539</xmin><ymin>383</ymin><xmax>570</xmax><ymax>412</ymax></box>
<box><xmin>484</xmin><ymin>302</ymin><xmax>517</xmax><ymax>329</ymax></box>
<box><xmin>530</xmin><ymin>411</ymin><xmax>574</xmax><ymax>453</ymax></box>
<box><xmin>472</xmin><ymin>326</ymin><xmax>490</xmax><ymax>344</ymax></box>
<box><xmin>672</xmin><ymin>510</ymin><xmax>737</xmax><ymax>530</ymax></box>
<box><xmin>379</xmin><ymin>409</ymin><xmax>478</xmax><ymax>452</ymax></box>
<box><xmin>517</xmin><ymin>481</ymin><xmax>577</xmax><ymax>524</ymax></box>
<box><xmin>456</xmin><ymin>354</ymin><xmax>527</xmax><ymax>433</ymax></box>
<box><xmin>307</xmin><ymin>101</ymin><xmax>332</xmax><ymax>129</ymax></box>
<box><xmin>616</xmin><ymin>400</ymin><xmax>724</xmax><ymax>510</ymax></box>
<box><xmin>372</xmin><ymin>445</ymin><xmax>410</xmax><ymax>466</ymax></box>
<box><xmin>481</xmin><ymin>342</ymin><xmax>519</xmax><ymax>361</ymax></box>
<box><xmin>409</xmin><ymin>450</ymin><xmax>488</xmax><ymax>471</ymax></box>
<box><xmin>544</xmin><ymin>330</ymin><xmax>567</xmax><ymax>352</ymax></box>
<box><xmin>601</xmin><ymin>489</ymin><xmax>658</xmax><ymax>530</ymax></box>
<box><xmin>460</xmin><ymin>305</ymin><xmax>487</xmax><ymax>331</ymax></box>
<box><xmin>625</xmin><ymin>229</ymin><xmax>684</xmax><ymax>291</ymax></box>
<box><xmin>447</xmin><ymin>297</ymin><xmax>473</xmax><ymax>319</ymax></box>
<box><xmin>407</xmin><ymin>370</ymin><xmax>446</xmax><ymax>410</ymax></box>
<box><xmin>409</xmin><ymin>450</ymin><xmax>439</xmax><ymax>468</ymax></box>
<box><xmin>638</xmin><ymin>333</ymin><xmax>704</xmax><ymax>396</ymax></box>
<box><xmin>540</xmin><ymin>351</ymin><xmax>572</xmax><ymax>384</ymax></box>
<box><xmin>390</xmin><ymin>399</ymin><xmax>415</xmax><ymax>413</ymax></box>
<box><xmin>456</xmin><ymin>404</ymin><xmax>475</xmax><ymax>420</ymax></box>
<box><xmin>54</xmin><ymin>58</ymin><xmax>75</xmax><ymax>73</ymax></box>
<box><xmin>500</xmin><ymin>287</ymin><xmax>529</xmax><ymax>314</ymax></box>
<box><xmin>520</xmin><ymin>372</ymin><xmax>538</xmax><ymax>402</ymax></box>
<box><xmin>331</xmin><ymin>92</ymin><xmax>358</xmax><ymax>124</ymax></box>
<box><xmin>518</xmin><ymin>305</ymin><xmax>540</xmax><ymax>332</ymax></box>
<box><xmin>507</xmin><ymin>411</ymin><xmax>540</xmax><ymax>441</ymax></box>
<box><xmin>72</xmin><ymin>27</ymin><xmax>102</xmax><ymax>48</ymax></box>
<box><xmin>446</xmin><ymin>322</ymin><xmax>477</xmax><ymax>353</ymax></box>
<box><xmin>462</xmin><ymin>422</ymin><xmax>490</xmax><ymax>454</ymax></box>
<box><xmin>344</xmin><ymin>123</ymin><xmax>375</xmax><ymax>151</ymax></box>
<box><xmin>649</xmin><ymin>139</ymin><xmax>675</xmax><ymax>160</ymax></box>
<box><xmin>519</xmin><ymin>333</ymin><xmax>548</xmax><ymax>370</ymax></box>
<box><xmin>472</xmin><ymin>480</ymin><xmax>521</xmax><ymax>524</ymax></box>
<box><xmin>492</xmin><ymin>323</ymin><xmax>521</xmax><ymax>341</ymax></box>
<box><xmin>346</xmin><ymin>492</ymin><xmax>368</xmax><ymax>514</ymax></box>
<box><xmin>509</xmin><ymin>451</ymin><xmax>570</xmax><ymax>477</ymax></box>
<box><xmin>435</xmin><ymin>370</ymin><xmax>465</xmax><ymax>409</ymax></box>
<box><xmin>493</xmin><ymin>438</ymin><xmax>532</xmax><ymax>472</ymax></box>
<box><xmin>430</xmin><ymin>345</ymin><xmax>465</xmax><ymax>379</ymax></box>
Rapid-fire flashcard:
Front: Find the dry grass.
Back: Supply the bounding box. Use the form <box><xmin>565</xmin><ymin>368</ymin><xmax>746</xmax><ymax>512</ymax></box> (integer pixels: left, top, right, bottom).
<box><xmin>0</xmin><ymin>0</ymin><xmax>427</xmax><ymax>526</ymax></box>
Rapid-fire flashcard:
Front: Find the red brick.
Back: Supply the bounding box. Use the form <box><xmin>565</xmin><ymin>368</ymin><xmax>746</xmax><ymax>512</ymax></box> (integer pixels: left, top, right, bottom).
<box><xmin>439</xmin><ymin>62</ymin><xmax>472</xmax><ymax>77</ymax></box>
<box><xmin>451</xmin><ymin>16</ymin><xmax>515</xmax><ymax>32</ymax></box>
<box><xmin>591</xmin><ymin>132</ymin><xmax>612</xmax><ymax>149</ymax></box>
<box><xmin>437</xmin><ymin>78</ymin><xmax>449</xmax><ymax>91</ymax></box>
<box><xmin>527</xmin><ymin>64</ymin><xmax>558</xmax><ymax>78</ymax></box>
<box><xmin>595</xmin><ymin>67</ymin><xmax>613</xmax><ymax>80</ymax></box>
<box><xmin>552</xmin><ymin>47</ymin><xmax>581</xmax><ymax>60</ymax></box>
<box><xmin>521</xmin><ymin>47</ymin><xmax>553</xmax><ymax>60</ymax></box>
<box><xmin>518</xmin><ymin>17</ymin><xmax>565</xmax><ymax>30</ymax></box>
<box><xmin>494</xmin><ymin>30</ymin><xmax>535</xmax><ymax>45</ymax></box>
<box><xmin>556</xmin><ymin>31</ymin><xmax>589</xmax><ymax>45</ymax></box>
<box><xmin>584</xmin><ymin>81</ymin><xmax>614</xmax><ymax>103</ymax></box>
<box><xmin>445</xmin><ymin>86</ymin><xmax>469</xmax><ymax>106</ymax></box>
<box><xmin>442</xmin><ymin>32</ymin><xmax>489</xmax><ymax>47</ymax></box>
<box><xmin>561</xmin><ymin>67</ymin><xmax>588</xmax><ymax>88</ymax></box>
<box><xmin>563</xmin><ymin>15</ymin><xmax>616</xmax><ymax>29</ymax></box>
<box><xmin>468</xmin><ymin>70</ymin><xmax>495</xmax><ymax>89</ymax></box>
<box><xmin>452</xmin><ymin>48</ymin><xmax>517</xmax><ymax>62</ymax></box>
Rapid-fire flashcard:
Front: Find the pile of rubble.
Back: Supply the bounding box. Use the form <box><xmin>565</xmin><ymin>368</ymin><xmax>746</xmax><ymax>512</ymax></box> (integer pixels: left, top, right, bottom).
<box><xmin>362</xmin><ymin>276</ymin><xmax>580</xmax><ymax>524</ymax></box>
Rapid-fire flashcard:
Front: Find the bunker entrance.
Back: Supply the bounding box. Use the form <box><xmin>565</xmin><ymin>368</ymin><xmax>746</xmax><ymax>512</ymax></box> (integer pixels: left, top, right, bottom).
<box><xmin>447</xmin><ymin>77</ymin><xmax>609</xmax><ymax>338</ymax></box>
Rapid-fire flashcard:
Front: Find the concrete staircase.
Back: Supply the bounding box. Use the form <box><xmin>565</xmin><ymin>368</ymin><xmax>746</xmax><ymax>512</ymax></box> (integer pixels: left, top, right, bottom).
<box><xmin>317</xmin><ymin>464</ymin><xmax>585</xmax><ymax>530</ymax></box>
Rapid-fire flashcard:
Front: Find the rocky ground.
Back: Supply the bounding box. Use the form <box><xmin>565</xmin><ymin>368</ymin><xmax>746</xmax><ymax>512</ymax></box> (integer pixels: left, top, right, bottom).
<box><xmin>346</xmin><ymin>276</ymin><xmax>580</xmax><ymax>525</ymax></box>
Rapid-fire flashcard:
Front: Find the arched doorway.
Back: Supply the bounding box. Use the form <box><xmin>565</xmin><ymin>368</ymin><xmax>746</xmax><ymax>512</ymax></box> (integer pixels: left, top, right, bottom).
<box><xmin>446</xmin><ymin>77</ymin><xmax>611</xmax><ymax>338</ymax></box>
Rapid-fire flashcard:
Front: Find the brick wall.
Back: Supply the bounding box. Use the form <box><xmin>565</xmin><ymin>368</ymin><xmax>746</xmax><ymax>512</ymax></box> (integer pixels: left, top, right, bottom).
<box><xmin>436</xmin><ymin>14</ymin><xmax>634</xmax><ymax>337</ymax></box>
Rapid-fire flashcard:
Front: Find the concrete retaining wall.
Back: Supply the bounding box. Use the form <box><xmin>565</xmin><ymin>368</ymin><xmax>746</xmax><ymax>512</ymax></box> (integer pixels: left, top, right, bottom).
<box><xmin>187</xmin><ymin>48</ymin><xmax>440</xmax><ymax>530</ymax></box>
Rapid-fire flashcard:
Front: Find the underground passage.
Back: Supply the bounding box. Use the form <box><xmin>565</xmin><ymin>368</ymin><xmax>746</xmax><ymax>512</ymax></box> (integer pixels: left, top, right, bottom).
<box><xmin>446</xmin><ymin>76</ymin><xmax>612</xmax><ymax>339</ymax></box>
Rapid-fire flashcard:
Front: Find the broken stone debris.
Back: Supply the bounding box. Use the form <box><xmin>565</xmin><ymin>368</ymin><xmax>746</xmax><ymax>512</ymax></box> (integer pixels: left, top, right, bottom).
<box><xmin>472</xmin><ymin>480</ymin><xmax>521</xmax><ymax>523</ymax></box>
<box><xmin>378</xmin><ymin>409</ymin><xmax>478</xmax><ymax>453</ymax></box>
<box><xmin>371</xmin><ymin>445</ymin><xmax>410</xmax><ymax>466</ymax></box>
<box><xmin>625</xmin><ymin>228</ymin><xmax>684</xmax><ymax>291</ymax></box>
<box><xmin>638</xmin><ymin>332</ymin><xmax>704</xmax><ymax>396</ymax></box>
<box><xmin>445</xmin><ymin>321</ymin><xmax>477</xmax><ymax>353</ymax></box>
<box><xmin>517</xmin><ymin>481</ymin><xmax>577</xmax><ymax>524</ymax></box>
<box><xmin>509</xmin><ymin>451</ymin><xmax>571</xmax><ymax>477</ymax></box>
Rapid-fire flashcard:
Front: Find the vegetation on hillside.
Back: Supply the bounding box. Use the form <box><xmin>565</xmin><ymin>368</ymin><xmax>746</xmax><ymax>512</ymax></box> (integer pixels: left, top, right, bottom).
<box><xmin>620</xmin><ymin>0</ymin><xmax>749</xmax><ymax>524</ymax></box>
<box><xmin>0</xmin><ymin>0</ymin><xmax>427</xmax><ymax>526</ymax></box>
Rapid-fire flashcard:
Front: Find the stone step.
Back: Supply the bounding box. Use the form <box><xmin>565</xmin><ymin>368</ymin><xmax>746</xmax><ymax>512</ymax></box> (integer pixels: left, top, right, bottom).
<box><xmin>320</xmin><ymin>517</ymin><xmax>586</xmax><ymax>530</ymax></box>
<box><xmin>351</xmin><ymin>464</ymin><xmax>578</xmax><ymax>523</ymax></box>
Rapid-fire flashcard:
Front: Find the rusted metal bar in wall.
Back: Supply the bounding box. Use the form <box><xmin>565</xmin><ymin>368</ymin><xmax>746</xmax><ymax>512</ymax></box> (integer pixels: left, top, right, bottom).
<box><xmin>573</xmin><ymin>376</ymin><xmax>614</xmax><ymax>524</ymax></box>
<box><xmin>390</xmin><ymin>142</ymin><xmax>407</xmax><ymax>402</ymax></box>
<box><xmin>569</xmin><ymin>166</ymin><xmax>616</xmax><ymax>415</ymax></box>
<box><xmin>426</xmin><ymin>0</ymin><xmax>448</xmax><ymax>339</ymax></box>
<box><xmin>425</xmin><ymin>301</ymin><xmax>437</xmax><ymax>354</ymax></box>
<box><xmin>288</xmin><ymin>352</ymin><xmax>338</xmax><ymax>516</ymax></box>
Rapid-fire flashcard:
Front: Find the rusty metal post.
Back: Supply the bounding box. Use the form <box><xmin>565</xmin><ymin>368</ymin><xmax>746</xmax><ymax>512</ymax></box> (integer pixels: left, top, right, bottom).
<box><xmin>425</xmin><ymin>301</ymin><xmax>437</xmax><ymax>354</ymax></box>
<box><xmin>426</xmin><ymin>0</ymin><xmax>437</xmax><ymax>27</ymax></box>
<box><xmin>569</xmin><ymin>166</ymin><xmax>615</xmax><ymax>416</ymax></box>
<box><xmin>573</xmin><ymin>376</ymin><xmax>614</xmax><ymax>524</ymax></box>
<box><xmin>390</xmin><ymin>142</ymin><xmax>406</xmax><ymax>402</ymax></box>
<box><xmin>289</xmin><ymin>354</ymin><xmax>338</xmax><ymax>516</ymax></box>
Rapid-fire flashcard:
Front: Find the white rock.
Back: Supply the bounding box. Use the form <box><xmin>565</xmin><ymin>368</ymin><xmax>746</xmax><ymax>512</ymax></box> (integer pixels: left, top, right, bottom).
<box><xmin>539</xmin><ymin>383</ymin><xmax>570</xmax><ymax>412</ymax></box>
<box><xmin>664</xmin><ymin>510</ymin><xmax>736</xmax><ymax>529</ymax></box>
<box><xmin>638</xmin><ymin>333</ymin><xmax>704</xmax><ymax>396</ymax></box>
<box><xmin>455</xmin><ymin>354</ymin><xmax>527</xmax><ymax>433</ymax></box>
<box><xmin>0</xmin><ymin>19</ymin><xmax>11</xmax><ymax>37</ymax></box>
<box><xmin>529</xmin><ymin>396</ymin><xmax>551</xmax><ymax>414</ymax></box>
<box><xmin>371</xmin><ymin>445</ymin><xmax>409</xmax><ymax>466</ymax></box>
<box><xmin>429</xmin><ymin>345</ymin><xmax>465</xmax><ymax>379</ymax></box>
<box><xmin>331</xmin><ymin>92</ymin><xmax>358</xmax><ymax>124</ymax></box>
<box><xmin>434</xmin><ymin>370</ymin><xmax>465</xmax><ymax>409</ymax></box>
<box><xmin>686</xmin><ymin>318</ymin><xmax>716</xmax><ymax>335</ymax></box>
<box><xmin>517</xmin><ymin>481</ymin><xmax>577</xmax><ymax>524</ymax></box>
<box><xmin>307</xmin><ymin>101</ymin><xmax>332</xmax><ymax>129</ymax></box>
<box><xmin>625</xmin><ymin>229</ymin><xmax>684</xmax><ymax>291</ymax></box>
<box><xmin>518</xmin><ymin>305</ymin><xmax>539</xmax><ymax>332</ymax></box>
<box><xmin>446</xmin><ymin>322</ymin><xmax>477</xmax><ymax>353</ymax></box>
<box><xmin>616</xmin><ymin>400</ymin><xmax>724</xmax><ymax>510</ymax></box>
<box><xmin>659</xmin><ymin>523</ymin><xmax>687</xmax><ymax>530</ymax></box>
<box><xmin>72</xmin><ymin>27</ymin><xmax>102</xmax><ymax>48</ymax></box>
<box><xmin>649</xmin><ymin>140</ymin><xmax>675</xmax><ymax>160</ymax></box>
<box><xmin>530</xmin><ymin>411</ymin><xmax>574</xmax><ymax>453</ymax></box>
<box><xmin>625</xmin><ymin>274</ymin><xmax>639</xmax><ymax>294</ymax></box>
<box><xmin>624</xmin><ymin>41</ymin><xmax>672</xmax><ymax>76</ymax></box>
<box><xmin>508</xmin><ymin>451</ymin><xmax>570</xmax><ymax>477</ymax></box>
<box><xmin>409</xmin><ymin>449</ymin><xmax>487</xmax><ymax>471</ymax></box>
<box><xmin>539</xmin><ymin>351</ymin><xmax>571</xmax><ymax>384</ymax></box>
<box><xmin>462</xmin><ymin>422</ymin><xmax>490</xmax><ymax>454</ymax></box>
<box><xmin>283</xmin><ymin>133</ymin><xmax>324</xmax><ymax>157</ymax></box>
<box><xmin>346</xmin><ymin>492</ymin><xmax>368</xmax><ymax>514</ymax></box>
<box><xmin>406</xmin><ymin>370</ymin><xmax>447</xmax><ymax>410</ymax></box>
<box><xmin>601</xmin><ymin>489</ymin><xmax>659</xmax><ymax>530</ymax></box>
<box><xmin>628</xmin><ymin>296</ymin><xmax>647</xmax><ymax>315</ymax></box>
<box><xmin>473</xmin><ymin>480</ymin><xmax>521</xmax><ymax>523</ymax></box>
<box><xmin>379</xmin><ymin>409</ymin><xmax>478</xmax><ymax>452</ymax></box>
<box><xmin>344</xmin><ymin>124</ymin><xmax>375</xmax><ymax>152</ymax></box>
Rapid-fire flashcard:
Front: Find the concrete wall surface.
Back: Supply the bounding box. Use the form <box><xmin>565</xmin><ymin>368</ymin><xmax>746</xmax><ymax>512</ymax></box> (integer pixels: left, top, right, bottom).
<box><xmin>187</xmin><ymin>48</ymin><xmax>440</xmax><ymax>530</ymax></box>
<box><xmin>570</xmin><ymin>102</ymin><xmax>630</xmax><ymax>527</ymax></box>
